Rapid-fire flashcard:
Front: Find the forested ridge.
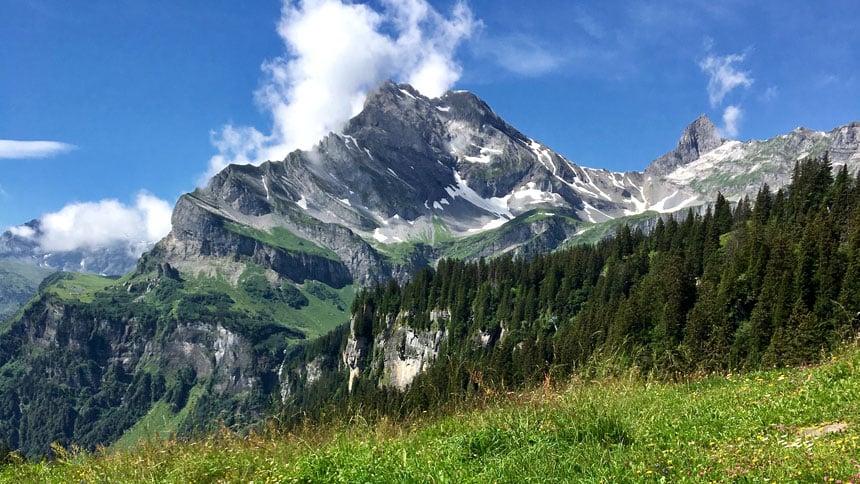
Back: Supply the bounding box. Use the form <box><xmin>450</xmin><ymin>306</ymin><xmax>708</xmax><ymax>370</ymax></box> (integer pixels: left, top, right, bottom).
<box><xmin>282</xmin><ymin>155</ymin><xmax>860</xmax><ymax>420</ymax></box>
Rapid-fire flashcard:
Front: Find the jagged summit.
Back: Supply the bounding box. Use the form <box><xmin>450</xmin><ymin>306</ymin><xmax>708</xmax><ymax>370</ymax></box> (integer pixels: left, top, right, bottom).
<box><xmin>646</xmin><ymin>114</ymin><xmax>724</xmax><ymax>177</ymax></box>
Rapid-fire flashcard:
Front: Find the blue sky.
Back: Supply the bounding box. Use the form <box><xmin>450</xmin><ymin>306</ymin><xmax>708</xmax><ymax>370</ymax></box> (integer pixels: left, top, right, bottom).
<box><xmin>2</xmin><ymin>0</ymin><xmax>859</xmax><ymax>250</ymax></box>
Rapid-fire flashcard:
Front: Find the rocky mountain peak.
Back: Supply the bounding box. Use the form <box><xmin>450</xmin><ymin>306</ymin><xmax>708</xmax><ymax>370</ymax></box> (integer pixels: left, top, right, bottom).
<box><xmin>646</xmin><ymin>114</ymin><xmax>725</xmax><ymax>177</ymax></box>
<box><xmin>678</xmin><ymin>114</ymin><xmax>723</xmax><ymax>158</ymax></box>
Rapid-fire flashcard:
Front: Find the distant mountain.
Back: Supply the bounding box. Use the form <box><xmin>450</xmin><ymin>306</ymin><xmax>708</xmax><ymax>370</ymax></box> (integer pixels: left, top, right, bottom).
<box><xmin>0</xmin><ymin>260</ymin><xmax>53</xmax><ymax>321</ymax></box>
<box><xmin>0</xmin><ymin>219</ymin><xmax>142</xmax><ymax>276</ymax></box>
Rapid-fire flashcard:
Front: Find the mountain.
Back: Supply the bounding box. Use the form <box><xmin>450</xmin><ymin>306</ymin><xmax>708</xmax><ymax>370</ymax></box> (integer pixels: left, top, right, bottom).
<box><xmin>155</xmin><ymin>81</ymin><xmax>860</xmax><ymax>290</ymax></box>
<box><xmin>0</xmin><ymin>81</ymin><xmax>858</xmax><ymax>457</ymax></box>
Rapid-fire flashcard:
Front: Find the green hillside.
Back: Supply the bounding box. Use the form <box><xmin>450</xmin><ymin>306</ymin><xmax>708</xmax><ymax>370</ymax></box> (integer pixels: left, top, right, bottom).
<box><xmin>3</xmin><ymin>341</ymin><xmax>858</xmax><ymax>483</ymax></box>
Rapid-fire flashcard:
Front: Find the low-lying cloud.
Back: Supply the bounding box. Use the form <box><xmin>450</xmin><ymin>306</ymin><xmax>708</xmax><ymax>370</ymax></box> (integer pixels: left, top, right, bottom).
<box><xmin>0</xmin><ymin>140</ymin><xmax>76</xmax><ymax>159</ymax></box>
<box><xmin>204</xmin><ymin>0</ymin><xmax>478</xmax><ymax>181</ymax></box>
<box><xmin>13</xmin><ymin>192</ymin><xmax>172</xmax><ymax>254</ymax></box>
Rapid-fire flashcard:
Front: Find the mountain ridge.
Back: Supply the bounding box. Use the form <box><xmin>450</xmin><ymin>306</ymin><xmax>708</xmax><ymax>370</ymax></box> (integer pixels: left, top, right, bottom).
<box><xmin>152</xmin><ymin>80</ymin><xmax>860</xmax><ymax>289</ymax></box>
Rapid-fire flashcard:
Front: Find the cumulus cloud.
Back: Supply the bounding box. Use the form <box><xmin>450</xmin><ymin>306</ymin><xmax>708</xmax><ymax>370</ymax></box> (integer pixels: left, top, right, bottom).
<box><xmin>204</xmin><ymin>0</ymin><xmax>478</xmax><ymax>181</ymax></box>
<box><xmin>0</xmin><ymin>140</ymin><xmax>76</xmax><ymax>159</ymax></box>
<box><xmin>14</xmin><ymin>192</ymin><xmax>173</xmax><ymax>253</ymax></box>
<box><xmin>721</xmin><ymin>105</ymin><xmax>743</xmax><ymax>138</ymax></box>
<box><xmin>699</xmin><ymin>53</ymin><xmax>753</xmax><ymax>107</ymax></box>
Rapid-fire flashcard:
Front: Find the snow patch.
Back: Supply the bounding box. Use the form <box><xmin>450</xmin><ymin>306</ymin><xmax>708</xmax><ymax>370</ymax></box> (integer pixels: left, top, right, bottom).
<box><xmin>467</xmin><ymin>217</ymin><xmax>508</xmax><ymax>233</ymax></box>
<box><xmin>581</xmin><ymin>202</ymin><xmax>614</xmax><ymax>223</ymax></box>
<box><xmin>463</xmin><ymin>144</ymin><xmax>504</xmax><ymax>164</ymax></box>
<box><xmin>649</xmin><ymin>191</ymin><xmax>700</xmax><ymax>212</ymax></box>
<box><xmin>436</xmin><ymin>106</ymin><xmax>451</xmax><ymax>112</ymax></box>
<box><xmin>580</xmin><ymin>169</ymin><xmax>612</xmax><ymax>201</ymax></box>
<box><xmin>511</xmin><ymin>182</ymin><xmax>562</xmax><ymax>205</ymax></box>
<box><xmin>445</xmin><ymin>170</ymin><xmax>513</xmax><ymax>219</ymax></box>
<box><xmin>464</xmin><ymin>153</ymin><xmax>493</xmax><ymax>164</ymax></box>
<box><xmin>342</xmin><ymin>134</ymin><xmax>358</xmax><ymax>148</ymax></box>
<box><xmin>339</xmin><ymin>198</ymin><xmax>351</xmax><ymax>207</ymax></box>
<box><xmin>433</xmin><ymin>201</ymin><xmax>444</xmax><ymax>210</ymax></box>
<box><xmin>373</xmin><ymin>229</ymin><xmax>389</xmax><ymax>243</ymax></box>
<box><xmin>261</xmin><ymin>176</ymin><xmax>270</xmax><ymax>201</ymax></box>
<box><xmin>529</xmin><ymin>140</ymin><xmax>557</xmax><ymax>174</ymax></box>
<box><xmin>665</xmin><ymin>141</ymin><xmax>745</xmax><ymax>184</ymax></box>
<box><xmin>296</xmin><ymin>196</ymin><xmax>308</xmax><ymax>210</ymax></box>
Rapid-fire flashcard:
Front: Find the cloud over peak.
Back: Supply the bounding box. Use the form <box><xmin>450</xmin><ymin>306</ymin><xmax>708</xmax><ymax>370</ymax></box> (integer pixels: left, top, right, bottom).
<box><xmin>205</xmin><ymin>0</ymin><xmax>478</xmax><ymax>181</ymax></box>
<box><xmin>0</xmin><ymin>140</ymin><xmax>77</xmax><ymax>159</ymax></box>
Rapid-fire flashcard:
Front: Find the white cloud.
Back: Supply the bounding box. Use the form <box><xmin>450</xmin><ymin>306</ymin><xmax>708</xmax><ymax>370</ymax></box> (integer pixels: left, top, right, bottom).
<box><xmin>15</xmin><ymin>192</ymin><xmax>173</xmax><ymax>253</ymax></box>
<box><xmin>0</xmin><ymin>140</ymin><xmax>76</xmax><ymax>159</ymax></box>
<box><xmin>699</xmin><ymin>53</ymin><xmax>753</xmax><ymax>107</ymax></box>
<box><xmin>8</xmin><ymin>224</ymin><xmax>36</xmax><ymax>239</ymax></box>
<box><xmin>204</xmin><ymin>0</ymin><xmax>478</xmax><ymax>181</ymax></box>
<box><xmin>721</xmin><ymin>105</ymin><xmax>742</xmax><ymax>138</ymax></box>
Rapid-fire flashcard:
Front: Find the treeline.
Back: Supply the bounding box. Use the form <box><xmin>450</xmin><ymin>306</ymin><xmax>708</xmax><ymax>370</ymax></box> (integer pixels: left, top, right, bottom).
<box><xmin>282</xmin><ymin>155</ymin><xmax>860</xmax><ymax>420</ymax></box>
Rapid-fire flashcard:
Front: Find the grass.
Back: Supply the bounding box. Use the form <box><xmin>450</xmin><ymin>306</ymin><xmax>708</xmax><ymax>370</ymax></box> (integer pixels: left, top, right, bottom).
<box><xmin>181</xmin><ymin>267</ymin><xmax>355</xmax><ymax>340</ymax></box>
<box><xmin>225</xmin><ymin>223</ymin><xmax>340</xmax><ymax>261</ymax></box>
<box><xmin>5</xmin><ymin>342</ymin><xmax>860</xmax><ymax>482</ymax></box>
<box><xmin>40</xmin><ymin>272</ymin><xmax>115</xmax><ymax>303</ymax></box>
<box><xmin>112</xmin><ymin>385</ymin><xmax>208</xmax><ymax>451</ymax></box>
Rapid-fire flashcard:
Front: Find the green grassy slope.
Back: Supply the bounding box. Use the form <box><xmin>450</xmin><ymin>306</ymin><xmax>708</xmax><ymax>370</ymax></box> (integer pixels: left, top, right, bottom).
<box><xmin>5</xmin><ymin>342</ymin><xmax>859</xmax><ymax>483</ymax></box>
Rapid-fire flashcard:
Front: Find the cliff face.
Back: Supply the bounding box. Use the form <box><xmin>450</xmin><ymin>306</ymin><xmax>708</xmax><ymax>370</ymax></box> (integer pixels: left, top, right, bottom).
<box><xmin>159</xmin><ymin>194</ymin><xmax>354</xmax><ymax>287</ymax></box>
<box><xmin>341</xmin><ymin>309</ymin><xmax>450</xmax><ymax>392</ymax></box>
